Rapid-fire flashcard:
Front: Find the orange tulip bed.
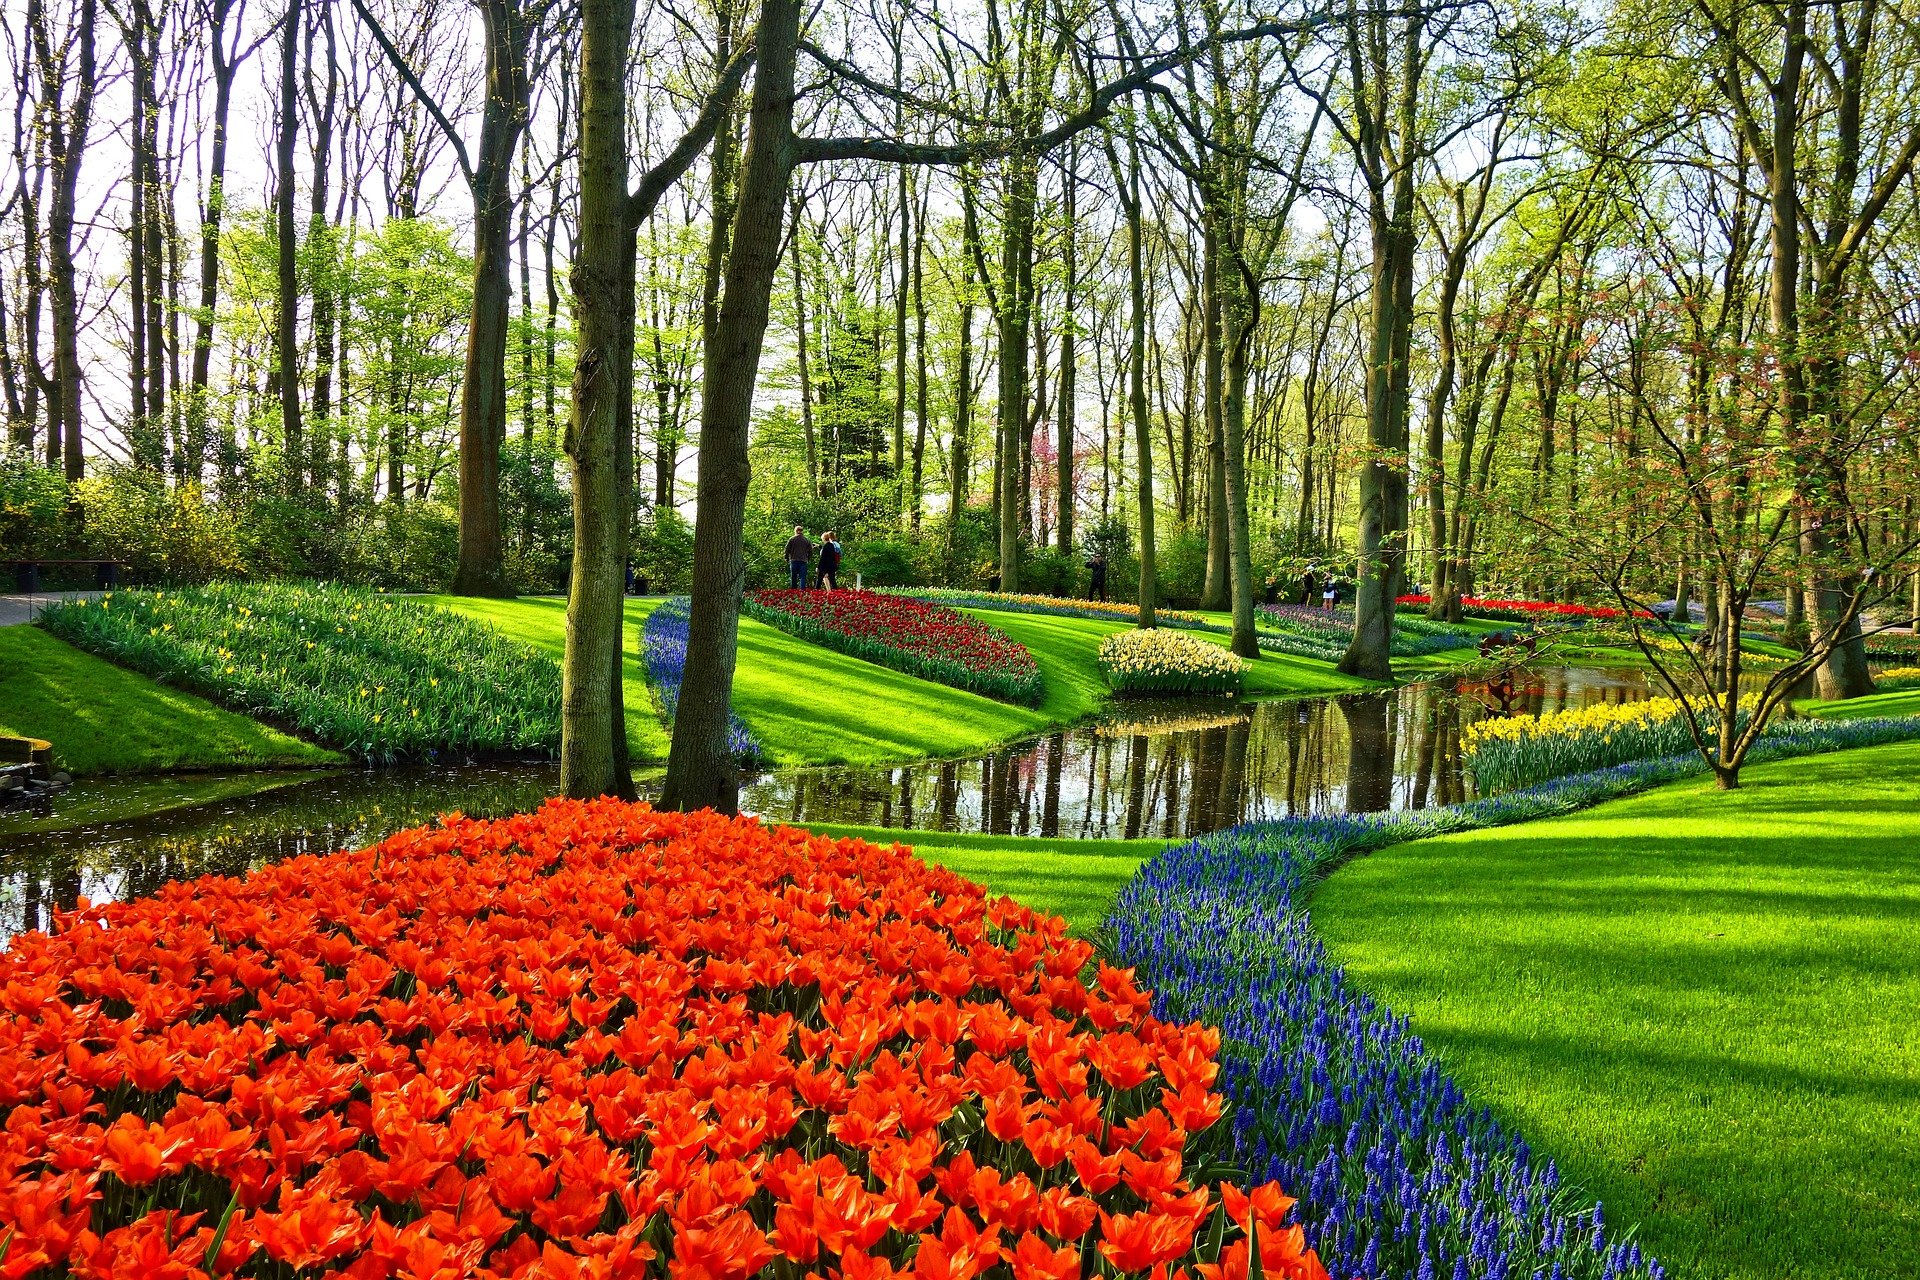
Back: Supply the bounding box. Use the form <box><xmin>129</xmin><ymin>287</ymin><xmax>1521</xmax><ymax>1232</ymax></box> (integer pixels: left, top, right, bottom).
<box><xmin>0</xmin><ymin>800</ymin><xmax>1326</xmax><ymax>1280</ymax></box>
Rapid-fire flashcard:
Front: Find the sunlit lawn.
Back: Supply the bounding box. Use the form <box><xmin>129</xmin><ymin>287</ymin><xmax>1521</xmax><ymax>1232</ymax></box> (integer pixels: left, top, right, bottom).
<box><xmin>1312</xmin><ymin>743</ymin><xmax>1920</xmax><ymax>1280</ymax></box>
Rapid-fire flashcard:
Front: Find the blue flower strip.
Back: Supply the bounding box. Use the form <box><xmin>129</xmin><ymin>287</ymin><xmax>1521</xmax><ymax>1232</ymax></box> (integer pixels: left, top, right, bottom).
<box><xmin>1107</xmin><ymin>714</ymin><xmax>1920</xmax><ymax>1280</ymax></box>
<box><xmin>641</xmin><ymin>597</ymin><xmax>762</xmax><ymax>765</ymax></box>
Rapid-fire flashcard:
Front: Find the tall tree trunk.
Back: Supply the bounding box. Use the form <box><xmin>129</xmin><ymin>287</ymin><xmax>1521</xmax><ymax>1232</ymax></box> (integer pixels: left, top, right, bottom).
<box><xmin>1222</xmin><ymin>276</ymin><xmax>1258</xmax><ymax>659</ymax></box>
<box><xmin>1055</xmin><ymin>147</ymin><xmax>1077</xmax><ymax>556</ymax></box>
<box><xmin>449</xmin><ymin>0</ymin><xmax>534</xmax><ymax>597</ymax></box>
<box><xmin>186</xmin><ymin>0</ymin><xmax>238</xmax><ymax>484</ymax></box>
<box><xmin>1116</xmin><ymin>137</ymin><xmax>1155</xmax><ymax>627</ymax></box>
<box><xmin>950</xmin><ymin>190</ymin><xmax>977</xmax><ymax>548</ymax></box>
<box><xmin>274</xmin><ymin>0</ymin><xmax>303</xmax><ymax>492</ymax></box>
<box><xmin>561</xmin><ymin>0</ymin><xmax>635</xmax><ymax>796</ymax></box>
<box><xmin>790</xmin><ymin>204</ymin><xmax>818</xmax><ymax>497</ymax></box>
<box><xmin>995</xmin><ymin>155</ymin><xmax>1037</xmax><ymax>591</ymax></box>
<box><xmin>1339</xmin><ymin>10</ymin><xmax>1423</xmax><ymax>682</ymax></box>
<box><xmin>892</xmin><ymin>167</ymin><xmax>910</xmax><ymax>510</ymax></box>
<box><xmin>910</xmin><ymin>180</ymin><xmax>929</xmax><ymax>528</ymax></box>
<box><xmin>1200</xmin><ymin>223</ymin><xmax>1229</xmax><ymax>609</ymax></box>
<box><xmin>36</xmin><ymin>0</ymin><xmax>93</xmax><ymax>479</ymax></box>
<box><xmin>660</xmin><ymin>0</ymin><xmax>800</xmax><ymax>814</ymax></box>
<box><xmin>308</xmin><ymin>3</ymin><xmax>339</xmax><ymax>492</ymax></box>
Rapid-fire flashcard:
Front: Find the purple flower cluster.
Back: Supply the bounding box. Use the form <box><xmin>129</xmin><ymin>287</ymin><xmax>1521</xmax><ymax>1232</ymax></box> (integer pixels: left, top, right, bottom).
<box><xmin>1108</xmin><ymin>714</ymin><xmax>1920</xmax><ymax>1280</ymax></box>
<box><xmin>1256</xmin><ymin>603</ymin><xmax>1478</xmax><ymax>662</ymax></box>
<box><xmin>641</xmin><ymin>597</ymin><xmax>762</xmax><ymax>764</ymax></box>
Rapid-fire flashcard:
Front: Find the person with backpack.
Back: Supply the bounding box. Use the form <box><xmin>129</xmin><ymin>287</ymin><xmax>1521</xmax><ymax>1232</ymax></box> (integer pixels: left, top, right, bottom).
<box><xmin>818</xmin><ymin>531</ymin><xmax>843</xmax><ymax>590</ymax></box>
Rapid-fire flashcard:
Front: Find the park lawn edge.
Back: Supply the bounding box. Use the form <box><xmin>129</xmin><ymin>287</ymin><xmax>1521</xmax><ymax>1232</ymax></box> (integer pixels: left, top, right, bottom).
<box><xmin>1308</xmin><ymin>741</ymin><xmax>1920</xmax><ymax>1280</ymax></box>
<box><xmin>0</xmin><ymin>626</ymin><xmax>345</xmax><ymax>776</ymax></box>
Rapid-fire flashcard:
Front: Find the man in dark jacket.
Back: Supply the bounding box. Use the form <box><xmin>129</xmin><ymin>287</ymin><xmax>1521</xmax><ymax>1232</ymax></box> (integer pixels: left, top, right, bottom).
<box><xmin>784</xmin><ymin>527</ymin><xmax>813</xmax><ymax>589</ymax></box>
<box><xmin>1088</xmin><ymin>553</ymin><xmax>1108</xmax><ymax>602</ymax></box>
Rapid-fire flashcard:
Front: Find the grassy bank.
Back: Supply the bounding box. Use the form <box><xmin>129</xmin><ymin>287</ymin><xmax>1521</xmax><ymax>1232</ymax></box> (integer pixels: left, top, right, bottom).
<box><xmin>436</xmin><ymin>595</ymin><xmax>1377</xmax><ymax>769</ymax></box>
<box><xmin>1799</xmin><ymin>686</ymin><xmax>1920</xmax><ymax>720</ymax></box>
<box><xmin>0</xmin><ymin>627</ymin><xmax>341</xmax><ymax>775</ymax></box>
<box><xmin>1310</xmin><ymin>743</ymin><xmax>1920</xmax><ymax>1280</ymax></box>
<box><xmin>797</xmin><ymin>821</ymin><xmax>1162</xmax><ymax>933</ymax></box>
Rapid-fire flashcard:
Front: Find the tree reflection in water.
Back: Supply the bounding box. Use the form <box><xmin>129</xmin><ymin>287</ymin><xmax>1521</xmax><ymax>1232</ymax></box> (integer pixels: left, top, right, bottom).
<box><xmin>747</xmin><ymin>681</ymin><xmax>1479</xmax><ymax>836</ymax></box>
<box><xmin>1</xmin><ymin>766</ymin><xmax>558</xmax><ymax>942</ymax></box>
<box><xmin>3</xmin><ymin>664</ymin><xmax>1678</xmax><ymax>943</ymax></box>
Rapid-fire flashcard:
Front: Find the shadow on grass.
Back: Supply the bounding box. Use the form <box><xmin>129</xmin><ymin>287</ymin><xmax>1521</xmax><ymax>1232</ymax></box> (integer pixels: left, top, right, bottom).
<box><xmin>1310</xmin><ymin>743</ymin><xmax>1920</xmax><ymax>1280</ymax></box>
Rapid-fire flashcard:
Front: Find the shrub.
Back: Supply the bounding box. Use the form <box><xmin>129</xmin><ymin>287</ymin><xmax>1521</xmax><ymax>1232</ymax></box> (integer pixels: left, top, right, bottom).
<box><xmin>36</xmin><ymin>581</ymin><xmax>559</xmax><ymax>762</ymax></box>
<box><xmin>631</xmin><ymin>505</ymin><xmax>696</xmax><ymax>593</ymax></box>
<box><xmin>853</xmin><ymin>537</ymin><xmax>921</xmax><ymax>587</ymax></box>
<box><xmin>0</xmin><ymin>799</ymin><xmax>1328</xmax><ymax>1280</ymax></box>
<box><xmin>1098</xmin><ymin>629</ymin><xmax>1246</xmax><ymax>697</ymax></box>
<box><xmin>1018</xmin><ymin>547</ymin><xmax>1083</xmax><ymax>598</ymax></box>
<box><xmin>744</xmin><ymin>589</ymin><xmax>1043</xmax><ymax>705</ymax></box>
<box><xmin>0</xmin><ymin>448</ymin><xmax>70</xmax><ymax>560</ymax></box>
<box><xmin>641</xmin><ymin>597</ymin><xmax>762</xmax><ymax>763</ymax></box>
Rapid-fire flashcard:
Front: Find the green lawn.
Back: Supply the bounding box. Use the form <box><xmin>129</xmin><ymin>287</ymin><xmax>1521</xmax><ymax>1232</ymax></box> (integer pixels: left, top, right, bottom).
<box><xmin>423</xmin><ymin>595</ymin><xmax>672</xmax><ymax>762</ymax></box>
<box><xmin>797</xmin><ymin>821</ymin><xmax>1163</xmax><ymax>934</ymax></box>
<box><xmin>1311</xmin><ymin>743</ymin><xmax>1920</xmax><ymax>1280</ymax></box>
<box><xmin>427</xmin><ymin>595</ymin><xmax>1375</xmax><ymax>770</ymax></box>
<box><xmin>1798</xmin><ymin>686</ymin><xmax>1920</xmax><ymax>720</ymax></box>
<box><xmin>0</xmin><ymin>627</ymin><xmax>343</xmax><ymax>775</ymax></box>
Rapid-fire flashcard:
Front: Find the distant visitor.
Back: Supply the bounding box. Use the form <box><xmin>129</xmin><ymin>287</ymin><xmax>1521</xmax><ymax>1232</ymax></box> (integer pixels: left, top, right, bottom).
<box><xmin>784</xmin><ymin>526</ymin><xmax>814</xmax><ymax>590</ymax></box>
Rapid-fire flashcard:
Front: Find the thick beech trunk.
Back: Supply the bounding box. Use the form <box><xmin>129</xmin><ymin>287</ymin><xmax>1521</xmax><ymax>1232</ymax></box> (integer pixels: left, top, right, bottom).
<box><xmin>660</xmin><ymin>0</ymin><xmax>800</xmax><ymax>814</ymax></box>
<box><xmin>561</xmin><ymin>0</ymin><xmax>635</xmax><ymax>797</ymax></box>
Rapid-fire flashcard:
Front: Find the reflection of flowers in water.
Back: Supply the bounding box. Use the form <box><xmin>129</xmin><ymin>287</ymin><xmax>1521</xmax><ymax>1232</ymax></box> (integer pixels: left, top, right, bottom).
<box><xmin>1095</xmin><ymin>710</ymin><xmax>1251</xmax><ymax>738</ymax></box>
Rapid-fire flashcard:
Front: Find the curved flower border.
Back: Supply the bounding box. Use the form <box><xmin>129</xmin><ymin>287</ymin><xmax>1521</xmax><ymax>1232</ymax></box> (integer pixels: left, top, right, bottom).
<box><xmin>1106</xmin><ymin>713</ymin><xmax>1920</xmax><ymax>1280</ymax></box>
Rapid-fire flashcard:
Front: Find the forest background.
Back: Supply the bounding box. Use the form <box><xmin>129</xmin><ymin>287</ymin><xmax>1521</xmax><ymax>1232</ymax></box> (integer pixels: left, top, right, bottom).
<box><xmin>5</xmin><ymin>0</ymin><xmax>1920</xmax><ymax>711</ymax></box>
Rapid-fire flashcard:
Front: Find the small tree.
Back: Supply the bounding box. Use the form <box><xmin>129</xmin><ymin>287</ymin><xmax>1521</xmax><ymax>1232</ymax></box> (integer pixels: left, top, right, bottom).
<box><xmin>1539</xmin><ymin>281</ymin><xmax>1919</xmax><ymax>789</ymax></box>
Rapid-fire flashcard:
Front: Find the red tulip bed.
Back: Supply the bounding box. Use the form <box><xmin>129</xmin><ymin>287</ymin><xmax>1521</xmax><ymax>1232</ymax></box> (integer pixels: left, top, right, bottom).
<box><xmin>744</xmin><ymin>590</ymin><xmax>1043</xmax><ymax>706</ymax></box>
<box><xmin>0</xmin><ymin>800</ymin><xmax>1325</xmax><ymax>1280</ymax></box>
<box><xmin>1395</xmin><ymin>594</ymin><xmax>1652</xmax><ymax>622</ymax></box>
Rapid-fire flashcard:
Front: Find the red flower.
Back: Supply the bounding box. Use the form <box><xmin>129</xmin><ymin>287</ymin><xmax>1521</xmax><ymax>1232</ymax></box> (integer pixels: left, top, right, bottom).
<box><xmin>0</xmin><ymin>800</ymin><xmax>1324</xmax><ymax>1280</ymax></box>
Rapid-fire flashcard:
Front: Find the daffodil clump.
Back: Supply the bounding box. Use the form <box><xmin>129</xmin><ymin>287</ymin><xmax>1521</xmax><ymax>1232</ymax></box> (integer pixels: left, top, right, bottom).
<box><xmin>1462</xmin><ymin>695</ymin><xmax>1760</xmax><ymax>793</ymax></box>
<box><xmin>1097</xmin><ymin>628</ymin><xmax>1246</xmax><ymax>697</ymax></box>
<box><xmin>1875</xmin><ymin>665</ymin><xmax>1920</xmax><ymax>691</ymax></box>
<box><xmin>37</xmin><ymin>581</ymin><xmax>559</xmax><ymax>762</ymax></box>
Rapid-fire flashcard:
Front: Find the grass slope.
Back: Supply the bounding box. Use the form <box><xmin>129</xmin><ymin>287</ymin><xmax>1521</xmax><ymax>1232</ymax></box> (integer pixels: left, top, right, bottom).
<box><xmin>423</xmin><ymin>595</ymin><xmax>673</xmax><ymax>764</ymax></box>
<box><xmin>432</xmin><ymin>596</ymin><xmax>1375</xmax><ymax>769</ymax></box>
<box><xmin>1799</xmin><ymin>687</ymin><xmax>1920</xmax><ymax>720</ymax></box>
<box><xmin>1310</xmin><ymin>743</ymin><xmax>1920</xmax><ymax>1280</ymax></box>
<box><xmin>797</xmin><ymin>821</ymin><xmax>1162</xmax><ymax>934</ymax></box>
<box><xmin>0</xmin><ymin>627</ymin><xmax>342</xmax><ymax>775</ymax></box>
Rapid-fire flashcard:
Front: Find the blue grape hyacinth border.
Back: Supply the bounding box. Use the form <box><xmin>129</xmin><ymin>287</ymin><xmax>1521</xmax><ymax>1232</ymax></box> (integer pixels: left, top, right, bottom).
<box><xmin>1106</xmin><ymin>714</ymin><xmax>1920</xmax><ymax>1280</ymax></box>
<box><xmin>641</xmin><ymin>597</ymin><xmax>763</xmax><ymax>765</ymax></box>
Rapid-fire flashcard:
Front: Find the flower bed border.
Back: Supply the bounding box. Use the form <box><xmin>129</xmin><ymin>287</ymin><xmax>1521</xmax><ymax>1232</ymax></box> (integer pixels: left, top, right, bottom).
<box><xmin>745</xmin><ymin>590</ymin><xmax>1043</xmax><ymax>706</ymax></box>
<box><xmin>641</xmin><ymin>596</ymin><xmax>763</xmax><ymax>764</ymax></box>
<box><xmin>1107</xmin><ymin>714</ymin><xmax>1920</xmax><ymax>1280</ymax></box>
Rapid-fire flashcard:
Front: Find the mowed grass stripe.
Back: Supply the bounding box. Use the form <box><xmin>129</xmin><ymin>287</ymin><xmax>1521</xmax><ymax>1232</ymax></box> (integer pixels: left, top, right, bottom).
<box><xmin>1310</xmin><ymin>742</ymin><xmax>1920</xmax><ymax>1280</ymax></box>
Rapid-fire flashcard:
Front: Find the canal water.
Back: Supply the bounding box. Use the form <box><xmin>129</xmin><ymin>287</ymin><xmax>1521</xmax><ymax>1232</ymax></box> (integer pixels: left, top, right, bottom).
<box><xmin>0</xmin><ymin>663</ymin><xmax>1774</xmax><ymax>939</ymax></box>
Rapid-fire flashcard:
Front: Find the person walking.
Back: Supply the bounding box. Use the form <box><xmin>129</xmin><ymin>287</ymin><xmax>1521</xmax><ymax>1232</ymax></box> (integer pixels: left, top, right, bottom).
<box><xmin>818</xmin><ymin>530</ymin><xmax>843</xmax><ymax>590</ymax></box>
<box><xmin>1088</xmin><ymin>553</ymin><xmax>1108</xmax><ymax>602</ymax></box>
<box><xmin>1321</xmin><ymin>572</ymin><xmax>1339</xmax><ymax>611</ymax></box>
<box><xmin>1301</xmin><ymin>564</ymin><xmax>1320</xmax><ymax>607</ymax></box>
<box><xmin>784</xmin><ymin>526</ymin><xmax>814</xmax><ymax>590</ymax></box>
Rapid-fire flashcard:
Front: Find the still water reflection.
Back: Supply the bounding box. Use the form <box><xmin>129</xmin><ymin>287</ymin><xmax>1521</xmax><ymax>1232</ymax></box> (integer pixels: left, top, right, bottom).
<box><xmin>0</xmin><ymin>663</ymin><xmax>1732</xmax><ymax>939</ymax></box>
<box><xmin>0</xmin><ymin>766</ymin><xmax>558</xmax><ymax>938</ymax></box>
<box><xmin>739</xmin><ymin>664</ymin><xmax>1671</xmax><ymax>837</ymax></box>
